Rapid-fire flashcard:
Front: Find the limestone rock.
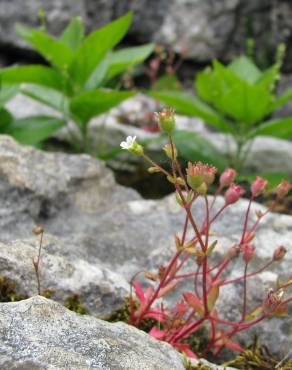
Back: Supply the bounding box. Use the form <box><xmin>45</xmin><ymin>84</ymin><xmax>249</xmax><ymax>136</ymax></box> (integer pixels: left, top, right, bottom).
<box><xmin>0</xmin><ymin>296</ymin><xmax>186</xmax><ymax>370</ymax></box>
<box><xmin>0</xmin><ymin>236</ymin><xmax>129</xmax><ymax>317</ymax></box>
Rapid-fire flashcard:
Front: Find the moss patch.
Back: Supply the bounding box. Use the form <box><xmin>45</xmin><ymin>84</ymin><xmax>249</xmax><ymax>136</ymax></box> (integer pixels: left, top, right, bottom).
<box><xmin>222</xmin><ymin>338</ymin><xmax>292</xmax><ymax>369</ymax></box>
<box><xmin>0</xmin><ymin>275</ymin><xmax>27</xmax><ymax>302</ymax></box>
<box><xmin>64</xmin><ymin>294</ymin><xmax>88</xmax><ymax>315</ymax></box>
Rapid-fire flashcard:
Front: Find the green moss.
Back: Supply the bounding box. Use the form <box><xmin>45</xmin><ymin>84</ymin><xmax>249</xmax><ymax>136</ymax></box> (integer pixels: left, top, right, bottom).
<box><xmin>222</xmin><ymin>338</ymin><xmax>292</xmax><ymax>370</ymax></box>
<box><xmin>0</xmin><ymin>275</ymin><xmax>27</xmax><ymax>302</ymax></box>
<box><xmin>64</xmin><ymin>294</ymin><xmax>88</xmax><ymax>315</ymax></box>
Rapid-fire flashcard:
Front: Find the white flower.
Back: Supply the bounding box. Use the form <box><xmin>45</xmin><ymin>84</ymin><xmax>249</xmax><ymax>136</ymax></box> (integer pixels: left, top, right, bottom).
<box><xmin>120</xmin><ymin>136</ymin><xmax>137</xmax><ymax>150</ymax></box>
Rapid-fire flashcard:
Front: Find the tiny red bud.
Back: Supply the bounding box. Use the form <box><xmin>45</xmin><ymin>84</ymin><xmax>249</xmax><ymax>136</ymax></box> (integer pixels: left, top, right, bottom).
<box><xmin>251</xmin><ymin>176</ymin><xmax>268</xmax><ymax>197</ymax></box>
<box><xmin>243</xmin><ymin>244</ymin><xmax>256</xmax><ymax>263</ymax></box>
<box><xmin>273</xmin><ymin>246</ymin><xmax>287</xmax><ymax>261</ymax></box>
<box><xmin>224</xmin><ymin>183</ymin><xmax>245</xmax><ymax>205</ymax></box>
<box><xmin>220</xmin><ymin>168</ymin><xmax>237</xmax><ymax>187</ymax></box>
<box><xmin>276</xmin><ymin>180</ymin><xmax>292</xmax><ymax>199</ymax></box>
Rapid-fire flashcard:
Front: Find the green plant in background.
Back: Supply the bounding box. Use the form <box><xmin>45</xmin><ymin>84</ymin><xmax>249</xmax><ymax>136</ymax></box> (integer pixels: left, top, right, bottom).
<box><xmin>150</xmin><ymin>45</ymin><xmax>292</xmax><ymax>175</ymax></box>
<box><xmin>0</xmin><ymin>12</ymin><xmax>154</xmax><ymax>152</ymax></box>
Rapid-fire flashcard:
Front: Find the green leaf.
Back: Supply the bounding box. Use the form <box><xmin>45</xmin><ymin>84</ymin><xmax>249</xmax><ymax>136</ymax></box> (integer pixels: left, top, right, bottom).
<box><xmin>250</xmin><ymin>117</ymin><xmax>292</xmax><ymax>139</ymax></box>
<box><xmin>256</xmin><ymin>65</ymin><xmax>279</xmax><ymax>91</ymax></box>
<box><xmin>149</xmin><ymin>90</ymin><xmax>232</xmax><ymax>133</ymax></box>
<box><xmin>5</xmin><ymin>115</ymin><xmax>66</xmax><ymax>145</ymax></box>
<box><xmin>219</xmin><ymin>83</ymin><xmax>271</xmax><ymax>125</ymax></box>
<box><xmin>104</xmin><ymin>43</ymin><xmax>154</xmax><ymax>82</ymax></box>
<box><xmin>60</xmin><ymin>16</ymin><xmax>84</xmax><ymax>51</ymax></box>
<box><xmin>272</xmin><ymin>88</ymin><xmax>292</xmax><ymax>111</ymax></box>
<box><xmin>228</xmin><ymin>55</ymin><xmax>262</xmax><ymax>84</ymax></box>
<box><xmin>172</xmin><ymin>130</ymin><xmax>227</xmax><ymax>171</ymax></box>
<box><xmin>70</xmin><ymin>89</ymin><xmax>135</xmax><ymax>124</ymax></box>
<box><xmin>0</xmin><ymin>84</ymin><xmax>18</xmax><ymax>106</ymax></box>
<box><xmin>85</xmin><ymin>58</ymin><xmax>110</xmax><ymax>90</ymax></box>
<box><xmin>16</xmin><ymin>24</ymin><xmax>74</xmax><ymax>69</ymax></box>
<box><xmin>69</xmin><ymin>12</ymin><xmax>133</xmax><ymax>88</ymax></box>
<box><xmin>21</xmin><ymin>84</ymin><xmax>69</xmax><ymax>113</ymax></box>
<box><xmin>0</xmin><ymin>65</ymin><xmax>65</xmax><ymax>91</ymax></box>
<box><xmin>0</xmin><ymin>108</ymin><xmax>13</xmax><ymax>129</ymax></box>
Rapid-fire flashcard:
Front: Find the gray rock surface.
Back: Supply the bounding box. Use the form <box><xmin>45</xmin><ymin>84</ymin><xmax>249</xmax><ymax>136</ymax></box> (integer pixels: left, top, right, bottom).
<box><xmin>0</xmin><ymin>236</ymin><xmax>129</xmax><ymax>317</ymax></box>
<box><xmin>0</xmin><ymin>296</ymin><xmax>186</xmax><ymax>370</ymax></box>
<box><xmin>2</xmin><ymin>0</ymin><xmax>292</xmax><ymax>71</ymax></box>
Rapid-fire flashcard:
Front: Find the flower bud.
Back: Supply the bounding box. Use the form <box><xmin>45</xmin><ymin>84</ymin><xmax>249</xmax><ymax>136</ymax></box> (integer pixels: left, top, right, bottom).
<box><xmin>276</xmin><ymin>180</ymin><xmax>292</xmax><ymax>199</ymax></box>
<box><xmin>220</xmin><ymin>168</ymin><xmax>237</xmax><ymax>187</ymax></box>
<box><xmin>243</xmin><ymin>244</ymin><xmax>256</xmax><ymax>263</ymax></box>
<box><xmin>224</xmin><ymin>183</ymin><xmax>245</xmax><ymax>205</ymax></box>
<box><xmin>273</xmin><ymin>246</ymin><xmax>287</xmax><ymax>261</ymax></box>
<box><xmin>251</xmin><ymin>176</ymin><xmax>268</xmax><ymax>197</ymax></box>
<box><xmin>148</xmin><ymin>166</ymin><xmax>161</xmax><ymax>174</ymax></box>
<box><xmin>154</xmin><ymin>108</ymin><xmax>176</xmax><ymax>134</ymax></box>
<box><xmin>175</xmin><ymin>192</ymin><xmax>184</xmax><ymax>207</ymax></box>
<box><xmin>186</xmin><ymin>162</ymin><xmax>203</xmax><ymax>190</ymax></box>
<box><xmin>32</xmin><ymin>226</ymin><xmax>44</xmax><ymax>235</ymax></box>
<box><xmin>225</xmin><ymin>245</ymin><xmax>241</xmax><ymax>260</ymax></box>
<box><xmin>263</xmin><ymin>288</ymin><xmax>284</xmax><ymax>314</ymax></box>
<box><xmin>202</xmin><ymin>165</ymin><xmax>217</xmax><ymax>185</ymax></box>
<box><xmin>196</xmin><ymin>182</ymin><xmax>207</xmax><ymax>195</ymax></box>
<box><xmin>163</xmin><ymin>143</ymin><xmax>177</xmax><ymax>160</ymax></box>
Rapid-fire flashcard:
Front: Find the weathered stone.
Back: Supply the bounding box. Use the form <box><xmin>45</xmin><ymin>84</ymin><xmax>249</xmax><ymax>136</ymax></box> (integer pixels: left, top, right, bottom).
<box><xmin>2</xmin><ymin>0</ymin><xmax>292</xmax><ymax>71</ymax></box>
<box><xmin>0</xmin><ymin>236</ymin><xmax>129</xmax><ymax>317</ymax></box>
<box><xmin>0</xmin><ymin>296</ymin><xmax>186</xmax><ymax>370</ymax></box>
<box><xmin>0</xmin><ymin>0</ymin><xmax>86</xmax><ymax>50</ymax></box>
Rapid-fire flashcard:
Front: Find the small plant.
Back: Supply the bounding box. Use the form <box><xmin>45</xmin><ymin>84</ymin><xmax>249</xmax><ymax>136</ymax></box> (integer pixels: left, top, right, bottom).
<box><xmin>151</xmin><ymin>47</ymin><xmax>292</xmax><ymax>173</ymax></box>
<box><xmin>0</xmin><ymin>13</ymin><xmax>154</xmax><ymax>151</ymax></box>
<box><xmin>121</xmin><ymin>109</ymin><xmax>292</xmax><ymax>359</ymax></box>
<box><xmin>32</xmin><ymin>225</ymin><xmax>44</xmax><ymax>295</ymax></box>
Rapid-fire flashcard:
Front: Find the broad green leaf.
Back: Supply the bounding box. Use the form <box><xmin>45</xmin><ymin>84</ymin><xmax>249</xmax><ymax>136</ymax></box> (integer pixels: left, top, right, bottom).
<box><xmin>153</xmin><ymin>74</ymin><xmax>182</xmax><ymax>91</ymax></box>
<box><xmin>228</xmin><ymin>55</ymin><xmax>262</xmax><ymax>84</ymax></box>
<box><xmin>196</xmin><ymin>62</ymin><xmax>243</xmax><ymax>109</ymax></box>
<box><xmin>0</xmin><ymin>65</ymin><xmax>65</xmax><ymax>91</ymax></box>
<box><xmin>0</xmin><ymin>108</ymin><xmax>13</xmax><ymax>129</ymax></box>
<box><xmin>5</xmin><ymin>115</ymin><xmax>66</xmax><ymax>145</ymax></box>
<box><xmin>16</xmin><ymin>24</ymin><xmax>74</xmax><ymax>69</ymax></box>
<box><xmin>70</xmin><ymin>89</ymin><xmax>135</xmax><ymax>124</ymax></box>
<box><xmin>149</xmin><ymin>91</ymin><xmax>232</xmax><ymax>133</ymax></box>
<box><xmin>85</xmin><ymin>58</ymin><xmax>109</xmax><ymax>90</ymax></box>
<box><xmin>256</xmin><ymin>65</ymin><xmax>279</xmax><ymax>91</ymax></box>
<box><xmin>172</xmin><ymin>130</ymin><xmax>227</xmax><ymax>171</ymax></box>
<box><xmin>104</xmin><ymin>43</ymin><xmax>154</xmax><ymax>81</ymax></box>
<box><xmin>219</xmin><ymin>83</ymin><xmax>271</xmax><ymax>125</ymax></box>
<box><xmin>21</xmin><ymin>84</ymin><xmax>69</xmax><ymax>113</ymax></box>
<box><xmin>272</xmin><ymin>88</ymin><xmax>292</xmax><ymax>111</ymax></box>
<box><xmin>60</xmin><ymin>16</ymin><xmax>84</xmax><ymax>51</ymax></box>
<box><xmin>0</xmin><ymin>84</ymin><xmax>18</xmax><ymax>106</ymax></box>
<box><xmin>69</xmin><ymin>12</ymin><xmax>133</xmax><ymax>88</ymax></box>
<box><xmin>250</xmin><ymin>117</ymin><xmax>292</xmax><ymax>139</ymax></box>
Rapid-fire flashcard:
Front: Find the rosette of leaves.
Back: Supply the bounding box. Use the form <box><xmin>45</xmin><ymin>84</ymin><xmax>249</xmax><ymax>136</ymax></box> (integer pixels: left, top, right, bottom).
<box><xmin>0</xmin><ymin>12</ymin><xmax>154</xmax><ymax>151</ymax></box>
<box><xmin>151</xmin><ymin>54</ymin><xmax>292</xmax><ymax>173</ymax></box>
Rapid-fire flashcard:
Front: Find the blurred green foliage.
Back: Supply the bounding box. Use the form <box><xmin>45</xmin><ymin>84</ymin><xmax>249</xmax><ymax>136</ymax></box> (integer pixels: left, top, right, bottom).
<box><xmin>0</xmin><ymin>13</ymin><xmax>154</xmax><ymax>151</ymax></box>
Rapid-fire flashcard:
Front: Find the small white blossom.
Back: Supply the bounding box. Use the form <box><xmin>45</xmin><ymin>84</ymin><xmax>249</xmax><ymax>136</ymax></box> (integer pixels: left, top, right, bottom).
<box><xmin>120</xmin><ymin>136</ymin><xmax>137</xmax><ymax>150</ymax></box>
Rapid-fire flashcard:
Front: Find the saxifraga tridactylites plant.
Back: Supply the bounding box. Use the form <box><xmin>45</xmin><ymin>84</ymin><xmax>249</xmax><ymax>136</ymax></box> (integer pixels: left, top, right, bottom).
<box><xmin>120</xmin><ymin>108</ymin><xmax>292</xmax><ymax>359</ymax></box>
